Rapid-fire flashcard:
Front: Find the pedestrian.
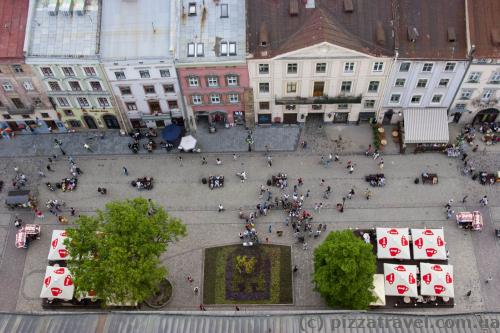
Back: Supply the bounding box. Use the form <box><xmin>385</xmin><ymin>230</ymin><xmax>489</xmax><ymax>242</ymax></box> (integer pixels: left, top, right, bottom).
<box><xmin>268</xmin><ymin>224</ymin><xmax>272</xmax><ymax>233</ymax></box>
<box><xmin>285</xmin><ymin>217</ymin><xmax>289</xmax><ymax>226</ymax></box>
<box><xmin>298</xmin><ymin>178</ymin><xmax>303</xmax><ymax>186</ymax></box>
<box><xmin>235</xmin><ymin>306</ymin><xmax>240</xmax><ymax>311</ymax></box>
<box><xmin>314</xmin><ymin>203</ymin><xmax>319</xmax><ymax>211</ymax></box>
<box><xmin>38</xmin><ymin>170</ymin><xmax>46</xmax><ymax>178</ymax></box>
<box><xmin>122</xmin><ymin>166</ymin><xmax>128</xmax><ymax>176</ymax></box>
<box><xmin>68</xmin><ymin>156</ymin><xmax>75</xmax><ymax>165</ymax></box>
<box><xmin>233</xmin><ymin>153</ymin><xmax>238</xmax><ymax>160</ymax></box>
<box><xmin>318</xmin><ymin>202</ymin><xmax>323</xmax><ymax>212</ymax></box>
<box><xmin>216</xmin><ymin>157</ymin><xmax>222</xmax><ymax>165</ymax></box>
<box><xmin>480</xmin><ymin>195</ymin><xmax>488</xmax><ymax>206</ymax></box>
<box><xmin>218</xmin><ymin>204</ymin><xmax>224</xmax><ymax>212</ymax></box>
<box><xmin>301</xmin><ymin>141</ymin><xmax>307</xmax><ymax>149</ymax></box>
<box><xmin>178</xmin><ymin>156</ymin><xmax>183</xmax><ymax>166</ymax></box>
<box><xmin>267</xmin><ymin>155</ymin><xmax>272</xmax><ymax>167</ymax></box>
<box><xmin>83</xmin><ymin>143</ymin><xmax>93</xmax><ymax>152</ymax></box>
<box><xmin>364</xmin><ymin>188</ymin><xmax>371</xmax><ymax>200</ymax></box>
<box><xmin>293</xmin><ymin>265</ymin><xmax>298</xmax><ymax>273</ymax></box>
<box><xmin>70</xmin><ymin>207</ymin><xmax>76</xmax><ymax>216</ymax></box>
<box><xmin>334</xmin><ymin>154</ymin><xmax>340</xmax><ymax>162</ymax></box>
<box><xmin>342</xmin><ymin>197</ymin><xmax>346</xmax><ymax>204</ymax></box>
<box><xmin>365</xmin><ymin>144</ymin><xmax>372</xmax><ymax>156</ymax></box>
<box><xmin>486</xmin><ymin>275</ymin><xmax>492</xmax><ymax>283</ymax></box>
<box><xmin>306</xmin><ymin>189</ymin><xmax>310</xmax><ymax>198</ymax></box>
<box><xmin>35</xmin><ymin>209</ymin><xmax>44</xmax><ymax>219</ymax></box>
<box><xmin>373</xmin><ymin>150</ymin><xmax>380</xmax><ymax>160</ymax></box>
<box><xmin>201</xmin><ymin>157</ymin><xmax>207</xmax><ymax>165</ymax></box>
<box><xmin>347</xmin><ymin>188</ymin><xmax>355</xmax><ymax>199</ymax></box>
<box><xmin>194</xmin><ymin>286</ymin><xmax>199</xmax><ymax>294</ymax></box>
<box><xmin>448</xmin><ymin>199</ymin><xmax>454</xmax><ymax>206</ymax></box>
<box><xmin>378</xmin><ymin>158</ymin><xmax>384</xmax><ymax>170</ymax></box>
<box><xmin>48</xmin><ymin>157</ymin><xmax>53</xmax><ymax>163</ymax></box>
<box><xmin>14</xmin><ymin>216</ymin><xmax>22</xmax><ymax>228</ymax></box>
<box><xmin>265</xmin><ymin>144</ymin><xmax>270</xmax><ymax>154</ymax></box>
<box><xmin>52</xmin><ymin>154</ymin><xmax>58</xmax><ymax>161</ymax></box>
<box><xmin>320</xmin><ymin>179</ymin><xmax>325</xmax><ymax>186</ymax></box>
<box><xmin>461</xmin><ymin>153</ymin><xmax>468</xmax><ymax>161</ymax></box>
<box><xmin>293</xmin><ymin>184</ymin><xmax>298</xmax><ymax>193</ymax></box>
<box><xmin>348</xmin><ymin>165</ymin><xmax>354</xmax><ymax>174</ymax></box>
<box><xmin>46</xmin><ymin>164</ymin><xmax>54</xmax><ymax>172</ymax></box>
<box><xmin>466</xmin><ymin>290</ymin><xmax>472</xmax><ymax>297</ymax></box>
<box><xmin>462</xmin><ymin>195</ymin><xmax>468</xmax><ymax>203</ymax></box>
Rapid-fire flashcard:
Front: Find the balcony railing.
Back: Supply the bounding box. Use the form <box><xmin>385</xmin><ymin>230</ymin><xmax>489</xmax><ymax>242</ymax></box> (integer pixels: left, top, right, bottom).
<box><xmin>275</xmin><ymin>94</ymin><xmax>362</xmax><ymax>105</ymax></box>
<box><xmin>7</xmin><ymin>106</ymin><xmax>34</xmax><ymax>115</ymax></box>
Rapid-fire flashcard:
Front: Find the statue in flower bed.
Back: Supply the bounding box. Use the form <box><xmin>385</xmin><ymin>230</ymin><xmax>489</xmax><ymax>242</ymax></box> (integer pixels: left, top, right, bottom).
<box><xmin>236</xmin><ymin>255</ymin><xmax>257</xmax><ymax>275</ymax></box>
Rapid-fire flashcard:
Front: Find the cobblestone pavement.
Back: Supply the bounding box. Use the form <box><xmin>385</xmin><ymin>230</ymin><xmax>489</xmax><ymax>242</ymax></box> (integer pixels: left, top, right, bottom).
<box><xmin>0</xmin><ymin>147</ymin><xmax>497</xmax><ymax>313</ymax></box>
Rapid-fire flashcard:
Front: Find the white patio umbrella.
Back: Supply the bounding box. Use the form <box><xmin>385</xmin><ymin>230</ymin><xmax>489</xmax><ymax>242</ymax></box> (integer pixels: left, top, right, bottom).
<box><xmin>178</xmin><ymin>135</ymin><xmax>197</xmax><ymax>152</ymax></box>
<box><xmin>48</xmin><ymin>230</ymin><xmax>71</xmax><ymax>261</ymax></box>
<box><xmin>420</xmin><ymin>263</ymin><xmax>454</xmax><ymax>297</ymax></box>
<box><xmin>370</xmin><ymin>274</ymin><xmax>386</xmax><ymax>306</ymax></box>
<box><xmin>376</xmin><ymin>228</ymin><xmax>411</xmax><ymax>259</ymax></box>
<box><xmin>383</xmin><ymin>263</ymin><xmax>418</xmax><ymax>297</ymax></box>
<box><xmin>40</xmin><ymin>266</ymin><xmax>75</xmax><ymax>300</ymax></box>
<box><xmin>411</xmin><ymin>228</ymin><xmax>447</xmax><ymax>260</ymax></box>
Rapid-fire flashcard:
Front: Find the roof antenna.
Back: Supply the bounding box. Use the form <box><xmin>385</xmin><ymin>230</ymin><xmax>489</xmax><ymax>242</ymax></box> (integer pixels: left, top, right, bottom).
<box><xmin>152</xmin><ymin>22</ymin><xmax>157</xmax><ymax>34</ymax></box>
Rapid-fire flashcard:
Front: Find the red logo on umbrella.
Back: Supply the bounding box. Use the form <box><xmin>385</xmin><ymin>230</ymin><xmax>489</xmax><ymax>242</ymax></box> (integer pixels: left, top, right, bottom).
<box><xmin>434</xmin><ymin>285</ymin><xmax>446</xmax><ymax>294</ymax></box>
<box><xmin>426</xmin><ymin>248</ymin><xmax>437</xmax><ymax>257</ymax></box>
<box><xmin>422</xmin><ymin>273</ymin><xmax>432</xmax><ymax>284</ymax></box>
<box><xmin>378</xmin><ymin>237</ymin><xmax>388</xmax><ymax>248</ymax></box>
<box><xmin>437</xmin><ymin>236</ymin><xmax>444</xmax><ymax>247</ymax></box>
<box><xmin>64</xmin><ymin>275</ymin><xmax>73</xmax><ymax>286</ymax></box>
<box><xmin>414</xmin><ymin>237</ymin><xmax>423</xmax><ymax>249</ymax></box>
<box><xmin>408</xmin><ymin>273</ymin><xmax>416</xmax><ymax>284</ymax></box>
<box><xmin>431</xmin><ymin>265</ymin><xmax>442</xmax><ymax>271</ymax></box>
<box><xmin>401</xmin><ymin>235</ymin><xmax>409</xmax><ymax>246</ymax></box>
<box><xmin>389</xmin><ymin>248</ymin><xmax>401</xmax><ymax>256</ymax></box>
<box><xmin>44</xmin><ymin>276</ymin><xmax>51</xmax><ymax>287</ymax></box>
<box><xmin>394</xmin><ymin>265</ymin><xmax>406</xmax><ymax>272</ymax></box>
<box><xmin>388</xmin><ymin>229</ymin><xmax>399</xmax><ymax>235</ymax></box>
<box><xmin>397</xmin><ymin>285</ymin><xmax>409</xmax><ymax>294</ymax></box>
<box><xmin>445</xmin><ymin>272</ymin><xmax>453</xmax><ymax>284</ymax></box>
<box><xmin>58</xmin><ymin>249</ymin><xmax>69</xmax><ymax>258</ymax></box>
<box><xmin>50</xmin><ymin>287</ymin><xmax>62</xmax><ymax>296</ymax></box>
<box><xmin>54</xmin><ymin>268</ymin><xmax>65</xmax><ymax>274</ymax></box>
<box><xmin>51</xmin><ymin>238</ymin><xmax>58</xmax><ymax>249</ymax></box>
<box><xmin>423</xmin><ymin>229</ymin><xmax>434</xmax><ymax>235</ymax></box>
<box><xmin>386</xmin><ymin>273</ymin><xmax>395</xmax><ymax>284</ymax></box>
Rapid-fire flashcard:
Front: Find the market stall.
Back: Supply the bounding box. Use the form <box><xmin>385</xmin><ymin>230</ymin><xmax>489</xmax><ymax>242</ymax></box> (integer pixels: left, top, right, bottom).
<box><xmin>5</xmin><ymin>190</ymin><xmax>36</xmax><ymax>209</ymax></box>
<box><xmin>420</xmin><ymin>263</ymin><xmax>454</xmax><ymax>298</ymax></box>
<box><xmin>15</xmin><ymin>224</ymin><xmax>41</xmax><ymax>249</ymax></box>
<box><xmin>383</xmin><ymin>264</ymin><xmax>418</xmax><ymax>297</ymax></box>
<box><xmin>456</xmin><ymin>211</ymin><xmax>483</xmax><ymax>230</ymax></box>
<box><xmin>376</xmin><ymin>228</ymin><xmax>411</xmax><ymax>259</ymax></box>
<box><xmin>40</xmin><ymin>266</ymin><xmax>74</xmax><ymax>301</ymax></box>
<box><xmin>59</xmin><ymin>178</ymin><xmax>78</xmax><ymax>192</ymax></box>
<box><xmin>131</xmin><ymin>177</ymin><xmax>154</xmax><ymax>190</ymax></box>
<box><xmin>411</xmin><ymin>228</ymin><xmax>447</xmax><ymax>260</ymax></box>
<box><xmin>48</xmin><ymin>230</ymin><xmax>71</xmax><ymax>262</ymax></box>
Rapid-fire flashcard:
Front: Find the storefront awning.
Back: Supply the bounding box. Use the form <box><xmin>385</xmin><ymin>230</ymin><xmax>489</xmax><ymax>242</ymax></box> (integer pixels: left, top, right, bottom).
<box><xmin>403</xmin><ymin>108</ymin><xmax>449</xmax><ymax>144</ymax></box>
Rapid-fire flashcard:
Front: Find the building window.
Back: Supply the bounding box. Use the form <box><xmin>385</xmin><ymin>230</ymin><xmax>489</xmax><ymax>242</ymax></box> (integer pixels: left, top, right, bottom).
<box><xmin>468</xmin><ymin>72</ymin><xmax>481</xmax><ymax>82</ymax></box>
<box><xmin>119</xmin><ymin>86</ymin><xmax>132</xmax><ymax>95</ymax></box>
<box><xmin>77</xmin><ymin>97</ymin><xmax>90</xmax><ymax>108</ymax></box>
<box><xmin>83</xmin><ymin>67</ymin><xmax>97</xmax><ymax>76</ymax></box>
<box><xmin>139</xmin><ymin>70</ymin><xmax>150</xmax><ymax>78</ymax></box>
<box><xmin>316</xmin><ymin>63</ymin><xmax>326</xmax><ymax>73</ymax></box>
<box><xmin>390</xmin><ymin>94</ymin><xmax>401</xmax><ymax>103</ymax></box>
<box><xmin>259</xmin><ymin>102</ymin><xmax>270</xmax><ymax>110</ymax></box>
<box><xmin>11</xmin><ymin>98</ymin><xmax>25</xmax><ymax>109</ymax></box>
<box><xmin>187</xmin><ymin>43</ymin><xmax>195</xmax><ymax>57</ymax></box>
<box><xmin>395</xmin><ymin>78</ymin><xmax>406</xmax><ymax>87</ymax></box>
<box><xmin>460</xmin><ymin>89</ymin><xmax>473</xmax><ymax>99</ymax></box>
<box><xmin>63</xmin><ymin>109</ymin><xmax>74</xmax><ymax>116</ymax></box>
<box><xmin>57</xmin><ymin>97</ymin><xmax>70</xmax><ymax>107</ymax></box>
<box><xmin>48</xmin><ymin>81</ymin><xmax>61</xmax><ymax>91</ymax></box>
<box><xmin>160</xmin><ymin>69</ymin><xmax>170</xmax><ymax>78</ymax></box>
<box><xmin>188</xmin><ymin>2</ymin><xmax>196</xmax><ymax>15</ymax></box>
<box><xmin>210</xmin><ymin>94</ymin><xmax>221</xmax><ymax>104</ymax></box>
<box><xmin>287</xmin><ymin>63</ymin><xmax>298</xmax><ymax>74</ymax></box>
<box><xmin>167</xmin><ymin>100</ymin><xmax>178</xmax><ymax>109</ymax></box>
<box><xmin>444</xmin><ymin>62</ymin><xmax>456</xmax><ymax>72</ymax></box>
<box><xmin>431</xmin><ymin>94</ymin><xmax>443</xmax><ymax>103</ymax></box>
<box><xmin>410</xmin><ymin>95</ymin><xmax>422</xmax><ymax>104</ymax></box>
<box><xmin>2</xmin><ymin>81</ymin><xmax>13</xmax><ymax>91</ymax></box>
<box><xmin>340</xmin><ymin>81</ymin><xmax>352</xmax><ymax>93</ymax></box>
<box><xmin>61</xmin><ymin>67</ymin><xmax>75</xmax><ymax>76</ymax></box>
<box><xmin>188</xmin><ymin>76</ymin><xmax>199</xmax><ymax>87</ymax></box>
<box><xmin>90</xmin><ymin>81</ymin><xmax>103</xmax><ymax>91</ymax></box>
<box><xmin>259</xmin><ymin>82</ymin><xmax>270</xmax><ymax>93</ymax></box>
<box><xmin>68</xmin><ymin>120</ymin><xmax>82</xmax><ymax>128</ymax></box>
<box><xmin>368</xmin><ymin>81</ymin><xmax>379</xmax><ymax>92</ymax></box>
<box><xmin>126</xmin><ymin>102</ymin><xmax>137</xmax><ymax>111</ymax></box>
<box><xmin>226</xmin><ymin>75</ymin><xmax>238</xmax><ymax>86</ymax></box>
<box><xmin>338</xmin><ymin>104</ymin><xmax>348</xmax><ymax>109</ymax></box>
<box><xmin>192</xmin><ymin>95</ymin><xmax>202</xmax><ymax>105</ymax></box>
<box><xmin>220</xmin><ymin>42</ymin><xmax>228</xmax><ymax>56</ymax></box>
<box><xmin>98</xmin><ymin>97</ymin><xmax>110</xmax><ymax>107</ymax></box>
<box><xmin>490</xmin><ymin>72</ymin><xmax>500</xmax><ymax>83</ymax></box>
<box><xmin>69</xmin><ymin>81</ymin><xmax>82</xmax><ymax>91</ymax></box>
<box><xmin>229</xmin><ymin>42</ymin><xmax>237</xmax><ymax>56</ymax></box>
<box><xmin>163</xmin><ymin>84</ymin><xmax>175</xmax><ymax>93</ymax></box>
<box><xmin>422</xmin><ymin>63</ymin><xmax>433</xmax><ymax>72</ymax></box>
<box><xmin>12</xmin><ymin>64</ymin><xmax>23</xmax><ymax>73</ymax></box>
<box><xmin>23</xmin><ymin>81</ymin><xmax>34</xmax><ymax>91</ymax></box>
<box><xmin>438</xmin><ymin>78</ymin><xmax>449</xmax><ymax>87</ymax></box>
<box><xmin>228</xmin><ymin>93</ymin><xmax>239</xmax><ymax>103</ymax></box>
<box><xmin>372</xmin><ymin>62</ymin><xmax>383</xmax><ymax>72</ymax></box>
<box><xmin>144</xmin><ymin>85</ymin><xmax>156</xmax><ymax>94</ymax></box>
<box><xmin>40</xmin><ymin>67</ymin><xmax>54</xmax><ymax>77</ymax></box>
<box><xmin>364</xmin><ymin>100</ymin><xmax>375</xmax><ymax>108</ymax></box>
<box><xmin>220</xmin><ymin>3</ymin><xmax>228</xmax><ymax>17</ymax></box>
<box><xmin>455</xmin><ymin>103</ymin><xmax>466</xmax><ymax>110</ymax></box>
<box><xmin>32</xmin><ymin>97</ymin><xmax>42</xmax><ymax>107</ymax></box>
<box><xmin>196</xmin><ymin>43</ymin><xmax>204</xmax><ymax>57</ymax></box>
<box><xmin>207</xmin><ymin>76</ymin><xmax>219</xmax><ymax>87</ymax></box>
<box><xmin>416</xmin><ymin>79</ymin><xmax>428</xmax><ymax>88</ymax></box>
<box><xmin>259</xmin><ymin>64</ymin><xmax>269</xmax><ymax>74</ymax></box>
<box><xmin>285</xmin><ymin>104</ymin><xmax>296</xmax><ymax>110</ymax></box>
<box><xmin>114</xmin><ymin>71</ymin><xmax>126</xmax><ymax>80</ymax></box>
<box><xmin>41</xmin><ymin>112</ymin><xmax>50</xmax><ymax>118</ymax></box>
<box><xmin>286</xmin><ymin>82</ymin><xmax>297</xmax><ymax>93</ymax></box>
<box><xmin>399</xmin><ymin>62</ymin><xmax>411</xmax><ymax>72</ymax></box>
<box><xmin>482</xmin><ymin>89</ymin><xmax>493</xmax><ymax>100</ymax></box>
<box><xmin>344</xmin><ymin>62</ymin><xmax>355</xmax><ymax>73</ymax></box>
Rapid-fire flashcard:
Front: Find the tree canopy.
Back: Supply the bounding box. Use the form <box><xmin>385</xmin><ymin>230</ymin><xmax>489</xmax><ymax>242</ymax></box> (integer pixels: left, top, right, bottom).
<box><xmin>313</xmin><ymin>230</ymin><xmax>376</xmax><ymax>310</ymax></box>
<box><xmin>65</xmin><ymin>198</ymin><xmax>186</xmax><ymax>305</ymax></box>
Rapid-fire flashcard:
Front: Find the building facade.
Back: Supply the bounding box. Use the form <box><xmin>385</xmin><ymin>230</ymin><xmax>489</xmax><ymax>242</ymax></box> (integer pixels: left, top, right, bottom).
<box><xmin>175</xmin><ymin>0</ymin><xmax>249</xmax><ymax>131</ymax></box>
<box><xmin>25</xmin><ymin>0</ymin><xmax>124</xmax><ymax>131</ymax></box>
<box><xmin>246</xmin><ymin>0</ymin><xmax>395</xmax><ymax>125</ymax></box>
<box><xmin>449</xmin><ymin>0</ymin><xmax>500</xmax><ymax>124</ymax></box>
<box><xmin>100</xmin><ymin>0</ymin><xmax>184</xmax><ymax>130</ymax></box>
<box><xmin>0</xmin><ymin>0</ymin><xmax>60</xmax><ymax>133</ymax></box>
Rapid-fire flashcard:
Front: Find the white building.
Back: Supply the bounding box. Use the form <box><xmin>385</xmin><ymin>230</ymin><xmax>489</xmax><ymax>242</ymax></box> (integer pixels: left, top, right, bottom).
<box><xmin>449</xmin><ymin>0</ymin><xmax>500</xmax><ymax>124</ymax></box>
<box><xmin>100</xmin><ymin>0</ymin><xmax>183</xmax><ymax>129</ymax></box>
<box><xmin>246</xmin><ymin>0</ymin><xmax>395</xmax><ymax>125</ymax></box>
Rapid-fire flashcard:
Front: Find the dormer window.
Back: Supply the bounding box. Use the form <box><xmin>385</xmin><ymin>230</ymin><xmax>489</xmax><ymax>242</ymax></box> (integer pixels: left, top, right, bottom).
<box><xmin>188</xmin><ymin>3</ymin><xmax>196</xmax><ymax>16</ymax></box>
<box><xmin>229</xmin><ymin>42</ymin><xmax>236</xmax><ymax>56</ymax></box>
<box><xmin>220</xmin><ymin>42</ymin><xmax>228</xmax><ymax>56</ymax></box>
<box><xmin>220</xmin><ymin>4</ymin><xmax>228</xmax><ymax>18</ymax></box>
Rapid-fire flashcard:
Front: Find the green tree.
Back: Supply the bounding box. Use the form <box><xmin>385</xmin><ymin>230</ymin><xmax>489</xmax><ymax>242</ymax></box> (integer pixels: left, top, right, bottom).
<box><xmin>313</xmin><ymin>230</ymin><xmax>376</xmax><ymax>310</ymax></box>
<box><xmin>65</xmin><ymin>198</ymin><xmax>186</xmax><ymax>306</ymax></box>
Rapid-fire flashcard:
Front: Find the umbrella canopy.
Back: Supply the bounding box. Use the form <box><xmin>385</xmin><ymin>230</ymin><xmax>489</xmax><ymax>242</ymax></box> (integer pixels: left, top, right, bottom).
<box><xmin>370</xmin><ymin>274</ymin><xmax>386</xmax><ymax>306</ymax></box>
<box><xmin>411</xmin><ymin>228</ymin><xmax>447</xmax><ymax>260</ymax></box>
<box><xmin>161</xmin><ymin>124</ymin><xmax>181</xmax><ymax>142</ymax></box>
<box><xmin>40</xmin><ymin>266</ymin><xmax>75</xmax><ymax>300</ymax></box>
<box><xmin>178</xmin><ymin>135</ymin><xmax>197</xmax><ymax>152</ymax></box>
<box><xmin>48</xmin><ymin>230</ymin><xmax>71</xmax><ymax>261</ymax></box>
<box><xmin>376</xmin><ymin>228</ymin><xmax>410</xmax><ymax>259</ymax></box>
<box><xmin>383</xmin><ymin>263</ymin><xmax>418</xmax><ymax>297</ymax></box>
<box><xmin>420</xmin><ymin>263</ymin><xmax>454</xmax><ymax>297</ymax></box>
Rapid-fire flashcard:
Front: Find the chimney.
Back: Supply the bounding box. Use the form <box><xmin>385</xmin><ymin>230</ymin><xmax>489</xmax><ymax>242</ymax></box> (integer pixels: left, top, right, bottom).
<box><xmin>376</xmin><ymin>22</ymin><xmax>386</xmax><ymax>45</ymax></box>
<box><xmin>447</xmin><ymin>27</ymin><xmax>456</xmax><ymax>43</ymax></box>
<box><xmin>289</xmin><ymin>0</ymin><xmax>299</xmax><ymax>16</ymax></box>
<box><xmin>343</xmin><ymin>0</ymin><xmax>354</xmax><ymax>13</ymax></box>
<box><xmin>407</xmin><ymin>26</ymin><xmax>419</xmax><ymax>42</ymax></box>
<box><xmin>492</xmin><ymin>29</ymin><xmax>500</xmax><ymax>46</ymax></box>
<box><xmin>259</xmin><ymin>23</ymin><xmax>269</xmax><ymax>47</ymax></box>
<box><xmin>305</xmin><ymin>0</ymin><xmax>315</xmax><ymax>9</ymax></box>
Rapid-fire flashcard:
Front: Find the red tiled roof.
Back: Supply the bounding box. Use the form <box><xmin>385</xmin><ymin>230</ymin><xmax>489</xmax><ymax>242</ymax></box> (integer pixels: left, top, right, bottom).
<box><xmin>467</xmin><ymin>0</ymin><xmax>500</xmax><ymax>59</ymax></box>
<box><xmin>0</xmin><ymin>0</ymin><xmax>29</xmax><ymax>62</ymax></box>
